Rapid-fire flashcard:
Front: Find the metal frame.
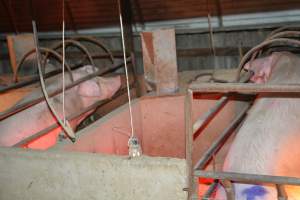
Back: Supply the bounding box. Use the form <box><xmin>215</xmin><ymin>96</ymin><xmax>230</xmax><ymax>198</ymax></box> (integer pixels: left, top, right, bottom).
<box><xmin>185</xmin><ymin>82</ymin><xmax>300</xmax><ymax>200</ymax></box>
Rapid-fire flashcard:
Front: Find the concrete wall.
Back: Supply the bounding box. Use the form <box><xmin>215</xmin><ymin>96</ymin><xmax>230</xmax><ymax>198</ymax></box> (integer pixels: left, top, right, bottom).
<box><xmin>0</xmin><ymin>147</ymin><xmax>187</xmax><ymax>200</ymax></box>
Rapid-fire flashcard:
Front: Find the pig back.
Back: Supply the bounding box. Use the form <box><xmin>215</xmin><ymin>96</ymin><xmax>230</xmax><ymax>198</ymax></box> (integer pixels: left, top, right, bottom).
<box><xmin>220</xmin><ymin>52</ymin><xmax>300</xmax><ymax>199</ymax></box>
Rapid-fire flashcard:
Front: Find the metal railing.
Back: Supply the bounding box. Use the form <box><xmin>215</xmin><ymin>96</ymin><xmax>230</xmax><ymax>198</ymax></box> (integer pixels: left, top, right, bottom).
<box><xmin>185</xmin><ymin>82</ymin><xmax>300</xmax><ymax>200</ymax></box>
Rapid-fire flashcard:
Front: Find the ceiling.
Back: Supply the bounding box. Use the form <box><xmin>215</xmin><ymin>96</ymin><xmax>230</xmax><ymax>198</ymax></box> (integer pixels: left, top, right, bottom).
<box><xmin>0</xmin><ymin>0</ymin><xmax>300</xmax><ymax>33</ymax></box>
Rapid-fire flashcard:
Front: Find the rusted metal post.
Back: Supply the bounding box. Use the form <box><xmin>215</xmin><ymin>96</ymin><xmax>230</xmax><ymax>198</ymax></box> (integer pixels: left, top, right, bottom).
<box><xmin>141</xmin><ymin>29</ymin><xmax>178</xmax><ymax>95</ymax></box>
<box><xmin>276</xmin><ymin>184</ymin><xmax>288</xmax><ymax>200</ymax></box>
<box><xmin>185</xmin><ymin>90</ymin><xmax>195</xmax><ymax>200</ymax></box>
<box><xmin>221</xmin><ymin>180</ymin><xmax>235</xmax><ymax>200</ymax></box>
<box><xmin>202</xmin><ymin>180</ymin><xmax>218</xmax><ymax>200</ymax></box>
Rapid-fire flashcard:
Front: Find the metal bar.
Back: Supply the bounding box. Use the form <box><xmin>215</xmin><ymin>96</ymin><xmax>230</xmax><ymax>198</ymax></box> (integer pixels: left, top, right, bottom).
<box><xmin>194</xmin><ymin>171</ymin><xmax>300</xmax><ymax>186</ymax></box>
<box><xmin>0</xmin><ymin>63</ymin><xmax>85</xmax><ymax>94</ymax></box>
<box><xmin>185</xmin><ymin>90</ymin><xmax>194</xmax><ymax>200</ymax></box>
<box><xmin>194</xmin><ymin>104</ymin><xmax>250</xmax><ymax>170</ymax></box>
<box><xmin>131</xmin><ymin>0</ymin><xmax>145</xmax><ymax>29</ymax></box>
<box><xmin>276</xmin><ymin>184</ymin><xmax>288</xmax><ymax>200</ymax></box>
<box><xmin>192</xmin><ymin>70</ymin><xmax>253</xmax><ymax>140</ymax></box>
<box><xmin>214</xmin><ymin>0</ymin><xmax>223</xmax><ymax>27</ymax></box>
<box><xmin>221</xmin><ymin>180</ymin><xmax>235</xmax><ymax>200</ymax></box>
<box><xmin>193</xmin><ymin>96</ymin><xmax>229</xmax><ymax>139</ymax></box>
<box><xmin>201</xmin><ymin>180</ymin><xmax>218</xmax><ymax>200</ymax></box>
<box><xmin>189</xmin><ymin>82</ymin><xmax>300</xmax><ymax>94</ymax></box>
<box><xmin>0</xmin><ymin>58</ymin><xmax>130</xmax><ymax>121</ymax></box>
<box><xmin>12</xmin><ymin>86</ymin><xmax>130</xmax><ymax>147</ymax></box>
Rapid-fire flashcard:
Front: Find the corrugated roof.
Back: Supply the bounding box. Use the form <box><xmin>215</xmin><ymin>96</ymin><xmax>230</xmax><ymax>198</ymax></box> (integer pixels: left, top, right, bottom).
<box><xmin>0</xmin><ymin>0</ymin><xmax>300</xmax><ymax>33</ymax></box>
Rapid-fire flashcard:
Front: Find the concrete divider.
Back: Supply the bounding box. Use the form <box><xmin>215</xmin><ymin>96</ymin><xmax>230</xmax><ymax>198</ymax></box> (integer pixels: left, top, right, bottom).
<box><xmin>0</xmin><ymin>147</ymin><xmax>187</xmax><ymax>200</ymax></box>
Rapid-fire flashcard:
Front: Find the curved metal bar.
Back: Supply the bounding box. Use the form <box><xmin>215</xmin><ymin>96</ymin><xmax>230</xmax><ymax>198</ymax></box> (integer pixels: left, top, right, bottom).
<box><xmin>71</xmin><ymin>36</ymin><xmax>115</xmax><ymax>64</ymax></box>
<box><xmin>251</xmin><ymin>31</ymin><xmax>300</xmax><ymax>61</ymax></box>
<box><xmin>49</xmin><ymin>39</ymin><xmax>95</xmax><ymax>68</ymax></box>
<box><xmin>236</xmin><ymin>38</ymin><xmax>300</xmax><ymax>82</ymax></box>
<box><xmin>14</xmin><ymin>47</ymin><xmax>73</xmax><ymax>83</ymax></box>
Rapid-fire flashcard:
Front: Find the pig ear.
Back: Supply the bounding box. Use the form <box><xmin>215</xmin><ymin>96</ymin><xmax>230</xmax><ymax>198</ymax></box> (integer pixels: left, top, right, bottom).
<box><xmin>78</xmin><ymin>80</ymin><xmax>102</xmax><ymax>97</ymax></box>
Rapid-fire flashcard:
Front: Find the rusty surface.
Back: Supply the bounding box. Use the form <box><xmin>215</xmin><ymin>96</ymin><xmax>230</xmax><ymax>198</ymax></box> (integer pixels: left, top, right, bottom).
<box><xmin>6</xmin><ymin>34</ymin><xmax>35</xmax><ymax>77</ymax></box>
<box><xmin>141</xmin><ymin>29</ymin><xmax>178</xmax><ymax>95</ymax></box>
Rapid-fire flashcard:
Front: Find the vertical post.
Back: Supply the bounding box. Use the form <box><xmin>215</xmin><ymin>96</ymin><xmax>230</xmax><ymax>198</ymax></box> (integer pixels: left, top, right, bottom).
<box><xmin>131</xmin><ymin>0</ymin><xmax>145</xmax><ymax>29</ymax></box>
<box><xmin>221</xmin><ymin>180</ymin><xmax>235</xmax><ymax>200</ymax></box>
<box><xmin>118</xmin><ymin>0</ymin><xmax>141</xmax><ymax>96</ymax></box>
<box><xmin>185</xmin><ymin>90</ymin><xmax>196</xmax><ymax>199</ymax></box>
<box><xmin>276</xmin><ymin>184</ymin><xmax>287</xmax><ymax>200</ymax></box>
<box><xmin>214</xmin><ymin>0</ymin><xmax>223</xmax><ymax>28</ymax></box>
<box><xmin>141</xmin><ymin>29</ymin><xmax>178</xmax><ymax>95</ymax></box>
<box><xmin>66</xmin><ymin>0</ymin><xmax>78</xmax><ymax>33</ymax></box>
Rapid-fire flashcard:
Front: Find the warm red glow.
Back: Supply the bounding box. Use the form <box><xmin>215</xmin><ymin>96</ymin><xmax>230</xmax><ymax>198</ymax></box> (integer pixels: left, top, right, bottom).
<box><xmin>24</xmin><ymin>129</ymin><xmax>61</xmax><ymax>150</ymax></box>
<box><xmin>198</xmin><ymin>178</ymin><xmax>216</xmax><ymax>198</ymax></box>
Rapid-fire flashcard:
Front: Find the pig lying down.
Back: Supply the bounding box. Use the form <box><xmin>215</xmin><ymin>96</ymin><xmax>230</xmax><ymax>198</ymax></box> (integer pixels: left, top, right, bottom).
<box><xmin>0</xmin><ymin>65</ymin><xmax>121</xmax><ymax>149</ymax></box>
<box><xmin>215</xmin><ymin>52</ymin><xmax>300</xmax><ymax>200</ymax></box>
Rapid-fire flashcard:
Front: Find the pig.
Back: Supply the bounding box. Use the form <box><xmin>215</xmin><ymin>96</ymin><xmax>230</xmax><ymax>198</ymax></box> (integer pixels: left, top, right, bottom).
<box><xmin>0</xmin><ymin>65</ymin><xmax>121</xmax><ymax>149</ymax></box>
<box><xmin>215</xmin><ymin>52</ymin><xmax>300</xmax><ymax>200</ymax></box>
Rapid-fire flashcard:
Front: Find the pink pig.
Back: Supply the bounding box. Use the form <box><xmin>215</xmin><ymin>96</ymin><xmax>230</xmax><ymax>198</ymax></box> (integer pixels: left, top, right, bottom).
<box><xmin>216</xmin><ymin>52</ymin><xmax>300</xmax><ymax>200</ymax></box>
<box><xmin>0</xmin><ymin>65</ymin><xmax>121</xmax><ymax>149</ymax></box>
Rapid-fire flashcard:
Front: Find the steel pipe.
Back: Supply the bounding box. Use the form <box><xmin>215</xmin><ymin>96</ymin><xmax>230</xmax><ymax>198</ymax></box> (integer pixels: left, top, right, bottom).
<box><xmin>189</xmin><ymin>83</ymin><xmax>300</xmax><ymax>94</ymax></box>
<box><xmin>194</xmin><ymin>171</ymin><xmax>300</xmax><ymax>186</ymax></box>
<box><xmin>201</xmin><ymin>180</ymin><xmax>218</xmax><ymax>200</ymax></box>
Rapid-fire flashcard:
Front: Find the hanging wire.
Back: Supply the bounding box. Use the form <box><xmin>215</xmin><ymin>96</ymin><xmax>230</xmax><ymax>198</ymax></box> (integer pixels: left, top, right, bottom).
<box><xmin>117</xmin><ymin>0</ymin><xmax>134</xmax><ymax>138</ymax></box>
<box><xmin>117</xmin><ymin>0</ymin><xmax>142</xmax><ymax>157</ymax></box>
<box><xmin>62</xmin><ymin>0</ymin><xmax>66</xmax><ymax>125</ymax></box>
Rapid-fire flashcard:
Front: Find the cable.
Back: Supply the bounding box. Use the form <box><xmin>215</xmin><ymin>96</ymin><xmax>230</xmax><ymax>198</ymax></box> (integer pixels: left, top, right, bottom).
<box><xmin>32</xmin><ymin>21</ymin><xmax>76</xmax><ymax>142</ymax></box>
<box><xmin>62</xmin><ymin>0</ymin><xmax>66</xmax><ymax>125</ymax></box>
<box><xmin>117</xmin><ymin>0</ymin><xmax>142</xmax><ymax>157</ymax></box>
